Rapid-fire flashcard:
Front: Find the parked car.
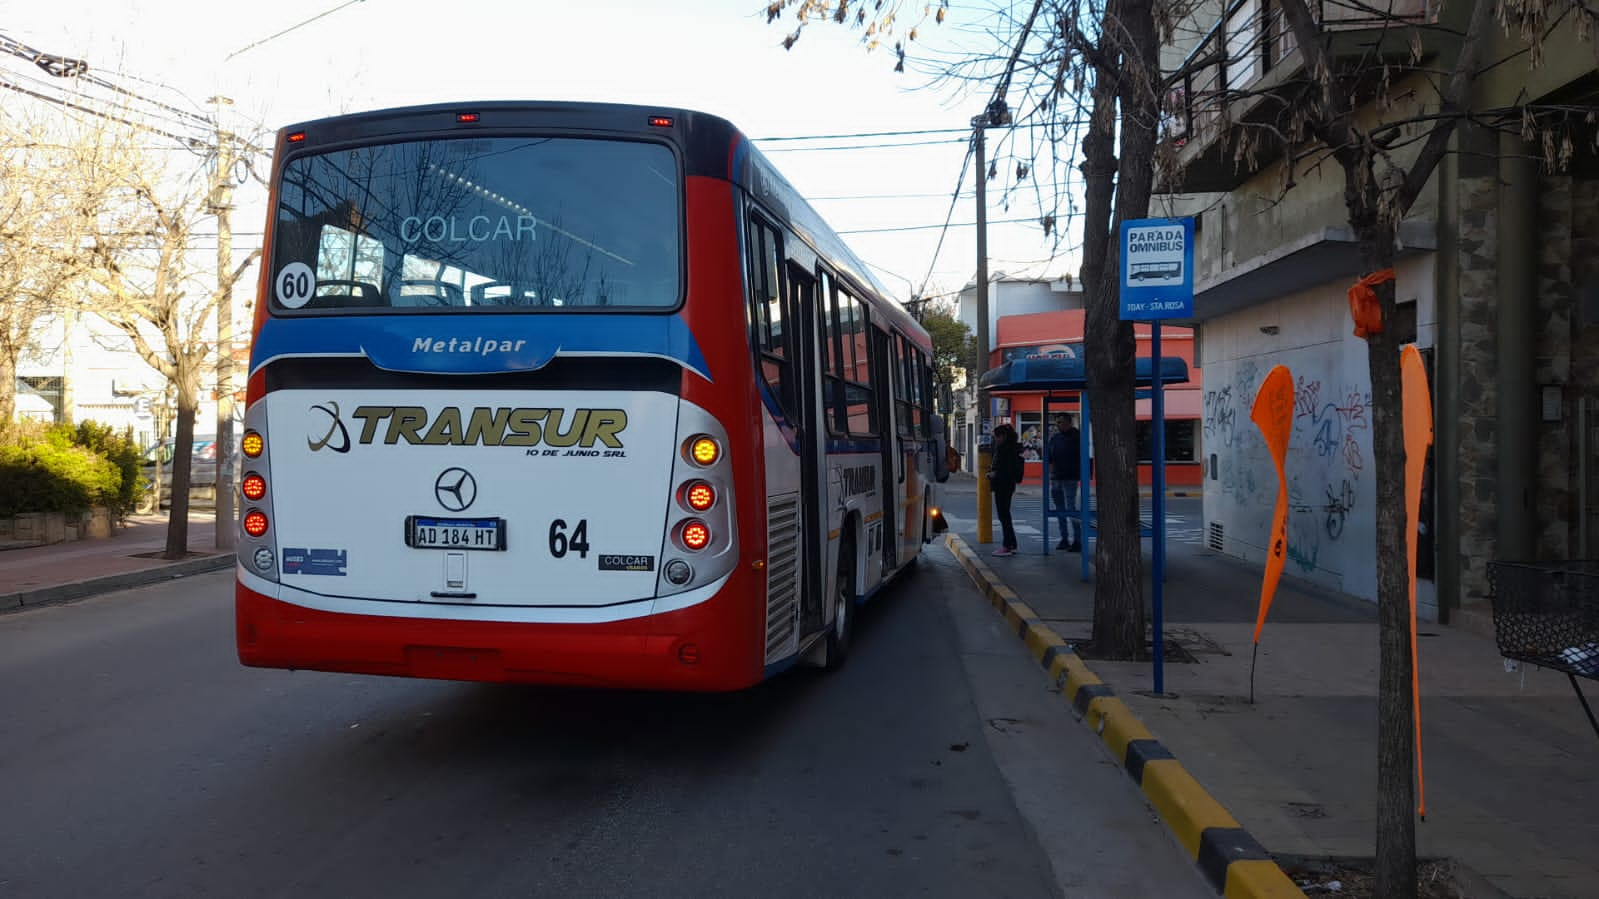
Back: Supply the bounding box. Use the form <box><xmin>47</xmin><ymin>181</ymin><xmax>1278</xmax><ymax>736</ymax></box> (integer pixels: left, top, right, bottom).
<box><xmin>138</xmin><ymin>436</ymin><xmax>237</xmax><ymax>512</ymax></box>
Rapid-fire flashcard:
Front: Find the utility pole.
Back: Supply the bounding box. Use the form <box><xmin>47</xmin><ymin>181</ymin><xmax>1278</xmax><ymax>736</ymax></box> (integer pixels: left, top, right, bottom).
<box><xmin>210</xmin><ymin>95</ymin><xmax>237</xmax><ymax>551</ymax></box>
<box><xmin>972</xmin><ymin>99</ymin><xmax>1010</xmax><ymax>545</ymax></box>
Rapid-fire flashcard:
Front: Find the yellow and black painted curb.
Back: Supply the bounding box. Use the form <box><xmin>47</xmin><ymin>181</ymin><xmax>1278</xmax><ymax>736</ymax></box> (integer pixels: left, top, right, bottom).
<box><xmin>944</xmin><ymin>533</ymin><xmax>1306</xmax><ymax>899</ymax></box>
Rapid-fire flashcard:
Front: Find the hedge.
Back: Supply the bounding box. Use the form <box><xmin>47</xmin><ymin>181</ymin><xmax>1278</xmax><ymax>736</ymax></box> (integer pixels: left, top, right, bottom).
<box><xmin>0</xmin><ymin>421</ymin><xmax>145</xmax><ymax>518</ymax></box>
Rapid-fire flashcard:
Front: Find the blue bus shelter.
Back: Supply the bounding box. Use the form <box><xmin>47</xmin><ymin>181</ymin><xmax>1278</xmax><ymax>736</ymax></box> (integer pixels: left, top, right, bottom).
<box><xmin>978</xmin><ymin>354</ymin><xmax>1189</xmax><ymax>584</ymax></box>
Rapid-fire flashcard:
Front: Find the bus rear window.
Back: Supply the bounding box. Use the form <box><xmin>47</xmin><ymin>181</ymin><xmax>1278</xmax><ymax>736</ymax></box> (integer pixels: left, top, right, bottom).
<box><xmin>269</xmin><ymin>137</ymin><xmax>680</xmax><ymax>311</ymax></box>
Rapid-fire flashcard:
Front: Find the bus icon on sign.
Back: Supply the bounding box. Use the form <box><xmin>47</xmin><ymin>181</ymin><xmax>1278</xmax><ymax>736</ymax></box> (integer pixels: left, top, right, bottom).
<box><xmin>1130</xmin><ymin>260</ymin><xmax>1182</xmax><ymax>281</ymax></box>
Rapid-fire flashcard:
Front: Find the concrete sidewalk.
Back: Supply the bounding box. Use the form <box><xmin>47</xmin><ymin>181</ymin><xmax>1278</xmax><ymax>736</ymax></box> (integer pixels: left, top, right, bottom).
<box><xmin>1</xmin><ymin>513</ymin><xmax>233</xmax><ymax>612</ymax></box>
<box><xmin>944</xmin><ymin>502</ymin><xmax>1599</xmax><ymax>898</ymax></box>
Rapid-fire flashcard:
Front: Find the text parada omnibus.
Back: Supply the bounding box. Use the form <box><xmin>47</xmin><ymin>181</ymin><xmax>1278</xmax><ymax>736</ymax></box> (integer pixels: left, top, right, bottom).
<box><xmin>235</xmin><ymin>102</ymin><xmax>950</xmax><ymax>690</ymax></box>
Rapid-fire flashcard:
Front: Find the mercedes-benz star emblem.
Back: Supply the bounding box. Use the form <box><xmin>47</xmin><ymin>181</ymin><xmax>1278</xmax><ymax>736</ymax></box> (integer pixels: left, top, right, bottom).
<box><xmin>434</xmin><ymin>468</ymin><xmax>477</xmax><ymax>512</ymax></box>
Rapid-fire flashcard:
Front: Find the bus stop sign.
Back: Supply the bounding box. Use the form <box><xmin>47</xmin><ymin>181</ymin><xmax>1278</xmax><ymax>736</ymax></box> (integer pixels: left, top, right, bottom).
<box><xmin>1119</xmin><ymin>217</ymin><xmax>1195</xmax><ymax>320</ymax></box>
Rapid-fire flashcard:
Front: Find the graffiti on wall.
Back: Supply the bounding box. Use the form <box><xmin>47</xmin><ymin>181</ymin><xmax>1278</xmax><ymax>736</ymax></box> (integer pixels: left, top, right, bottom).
<box><xmin>1209</xmin><ymin>360</ymin><xmax>1372</xmax><ymax>578</ymax></box>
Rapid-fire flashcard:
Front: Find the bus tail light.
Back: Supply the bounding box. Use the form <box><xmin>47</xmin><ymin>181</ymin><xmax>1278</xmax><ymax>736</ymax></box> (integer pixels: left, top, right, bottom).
<box><xmin>685</xmin><ymin>435</ymin><xmax>720</xmax><ymax>467</ymax></box>
<box><xmin>679</xmin><ymin>520</ymin><xmax>711</xmax><ymax>551</ymax></box>
<box><xmin>243</xmin><ymin>510</ymin><xmax>270</xmax><ymax>538</ymax></box>
<box><xmin>241</xmin><ymin>472</ymin><xmax>267</xmax><ymax>501</ymax></box>
<box><xmin>681</xmin><ymin>480</ymin><xmax>716</xmax><ymax>512</ymax></box>
<box><xmin>664</xmin><ymin>560</ymin><xmax>693</xmax><ymax>585</ymax></box>
<box><xmin>242</xmin><ymin>430</ymin><xmax>264</xmax><ymax>458</ymax></box>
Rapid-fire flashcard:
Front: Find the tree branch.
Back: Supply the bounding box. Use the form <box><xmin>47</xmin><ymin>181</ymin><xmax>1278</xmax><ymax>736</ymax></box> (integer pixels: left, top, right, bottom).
<box><xmin>1396</xmin><ymin>0</ymin><xmax>1497</xmax><ymax>213</ymax></box>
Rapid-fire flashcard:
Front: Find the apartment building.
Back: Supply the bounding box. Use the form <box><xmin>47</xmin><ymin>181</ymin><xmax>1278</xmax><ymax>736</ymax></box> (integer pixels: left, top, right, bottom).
<box><xmin>1159</xmin><ymin>0</ymin><xmax>1599</xmax><ymax>621</ymax></box>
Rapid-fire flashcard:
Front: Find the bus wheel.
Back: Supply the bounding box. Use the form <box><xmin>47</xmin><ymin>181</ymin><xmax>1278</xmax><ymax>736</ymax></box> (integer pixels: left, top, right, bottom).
<box><xmin>823</xmin><ymin>534</ymin><xmax>855</xmax><ymax>671</ymax></box>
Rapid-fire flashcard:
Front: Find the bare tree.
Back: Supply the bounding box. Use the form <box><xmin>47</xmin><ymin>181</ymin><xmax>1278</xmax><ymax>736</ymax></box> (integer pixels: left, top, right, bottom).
<box><xmin>62</xmin><ymin>115</ymin><xmax>257</xmax><ymax>559</ymax></box>
<box><xmin>0</xmin><ymin>108</ymin><xmax>90</xmax><ymax>427</ymax></box>
<box><xmin>768</xmin><ymin>0</ymin><xmax>1168</xmax><ymax>660</ymax></box>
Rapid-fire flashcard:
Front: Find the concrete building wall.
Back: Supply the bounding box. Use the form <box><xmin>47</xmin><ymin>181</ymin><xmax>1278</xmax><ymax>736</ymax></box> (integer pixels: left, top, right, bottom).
<box><xmin>956</xmin><ymin>278</ymin><xmax>1081</xmax><ymax>352</ymax></box>
<box><xmin>1573</xmin><ymin>178</ymin><xmax>1599</xmax><ymax>558</ymax></box>
<box><xmin>1200</xmin><ymin>254</ymin><xmax>1437</xmax><ymax>615</ymax></box>
<box><xmin>19</xmin><ymin>312</ymin><xmax>224</xmax><ymax>449</ymax></box>
<box><xmin>1185</xmin><ymin>73</ymin><xmax>1443</xmax><ymax>287</ymax></box>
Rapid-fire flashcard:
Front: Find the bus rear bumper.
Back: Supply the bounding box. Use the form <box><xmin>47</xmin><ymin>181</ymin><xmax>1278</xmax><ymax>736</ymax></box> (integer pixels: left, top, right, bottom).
<box><xmin>235</xmin><ymin>581</ymin><xmax>762</xmax><ymax>691</ymax></box>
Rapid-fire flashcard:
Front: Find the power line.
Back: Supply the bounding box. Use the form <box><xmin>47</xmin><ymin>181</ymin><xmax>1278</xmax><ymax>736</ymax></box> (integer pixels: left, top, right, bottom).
<box><xmin>841</xmin><ymin>216</ymin><xmax>1046</xmax><ymax>235</ymax></box>
<box><xmin>755</xmin><ymin>126</ymin><xmax>974</xmax><ymax>141</ymax></box>
<box><xmin>0</xmin><ymin>32</ymin><xmax>214</xmax><ymax>131</ymax></box>
<box><xmin>916</xmin><ymin>141</ymin><xmax>974</xmax><ymax>296</ymax></box>
<box><xmin>811</xmin><ymin>190</ymin><xmax>977</xmax><ymax>201</ymax></box>
<box><xmin>0</xmin><ymin>77</ymin><xmax>206</xmax><ymax>148</ymax></box>
<box><xmin>227</xmin><ymin>0</ymin><xmax>369</xmax><ymax>60</ymax></box>
<box><xmin>760</xmin><ymin>136</ymin><xmax>969</xmax><ymax>152</ymax></box>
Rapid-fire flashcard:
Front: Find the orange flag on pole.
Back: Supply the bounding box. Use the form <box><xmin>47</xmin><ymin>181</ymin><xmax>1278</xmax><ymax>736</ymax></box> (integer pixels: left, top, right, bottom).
<box><xmin>1401</xmin><ymin>345</ymin><xmax>1433</xmax><ymax>820</ymax></box>
<box><xmin>1248</xmin><ymin>365</ymin><xmax>1295</xmax><ymax>703</ymax></box>
<box><xmin>1250</xmin><ymin>365</ymin><xmax>1295</xmax><ymax>644</ymax></box>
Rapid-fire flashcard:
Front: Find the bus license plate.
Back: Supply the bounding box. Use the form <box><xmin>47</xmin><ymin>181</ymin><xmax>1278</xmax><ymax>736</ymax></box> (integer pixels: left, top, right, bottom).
<box><xmin>405</xmin><ymin>516</ymin><xmax>506</xmax><ymax>551</ymax></box>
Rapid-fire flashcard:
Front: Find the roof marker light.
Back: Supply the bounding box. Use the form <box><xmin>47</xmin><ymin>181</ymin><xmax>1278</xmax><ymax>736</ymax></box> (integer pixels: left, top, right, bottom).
<box><xmin>648</xmin><ymin>116</ymin><xmax>673</xmax><ymax>128</ymax></box>
<box><xmin>287</xmin><ymin>131</ymin><xmax>306</xmax><ymax>143</ymax></box>
<box><xmin>457</xmin><ymin>112</ymin><xmax>480</xmax><ymax>123</ymax></box>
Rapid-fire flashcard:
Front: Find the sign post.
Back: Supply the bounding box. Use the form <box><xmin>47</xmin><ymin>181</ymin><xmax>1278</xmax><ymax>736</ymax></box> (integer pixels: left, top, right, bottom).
<box><xmin>1119</xmin><ymin>217</ymin><xmax>1195</xmax><ymax>695</ymax></box>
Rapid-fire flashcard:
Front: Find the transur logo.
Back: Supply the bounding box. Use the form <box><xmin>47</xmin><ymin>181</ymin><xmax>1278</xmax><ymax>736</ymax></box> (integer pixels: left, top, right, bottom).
<box><xmin>307</xmin><ymin>402</ymin><xmax>352</xmax><ymax>454</ymax></box>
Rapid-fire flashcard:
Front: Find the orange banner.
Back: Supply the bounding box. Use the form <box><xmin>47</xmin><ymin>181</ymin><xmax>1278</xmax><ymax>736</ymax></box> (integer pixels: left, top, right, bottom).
<box><xmin>1401</xmin><ymin>345</ymin><xmax>1433</xmax><ymax>818</ymax></box>
<box><xmin>1250</xmin><ymin>365</ymin><xmax>1295</xmax><ymax>645</ymax></box>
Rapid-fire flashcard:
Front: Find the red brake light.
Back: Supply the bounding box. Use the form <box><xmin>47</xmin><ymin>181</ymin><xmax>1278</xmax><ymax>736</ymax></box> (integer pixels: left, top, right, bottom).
<box><xmin>287</xmin><ymin>131</ymin><xmax>306</xmax><ymax>143</ymax></box>
<box><xmin>648</xmin><ymin>116</ymin><xmax>673</xmax><ymax>128</ymax></box>
<box><xmin>683</xmin><ymin>481</ymin><xmax>716</xmax><ymax>512</ymax></box>
<box><xmin>457</xmin><ymin>112</ymin><xmax>480</xmax><ymax>123</ymax></box>
<box><xmin>243</xmin><ymin>510</ymin><xmax>269</xmax><ymax>537</ymax></box>
<box><xmin>241</xmin><ymin>473</ymin><xmax>267</xmax><ymax>501</ymax></box>
<box><xmin>680</xmin><ymin>520</ymin><xmax>711</xmax><ymax>551</ymax></box>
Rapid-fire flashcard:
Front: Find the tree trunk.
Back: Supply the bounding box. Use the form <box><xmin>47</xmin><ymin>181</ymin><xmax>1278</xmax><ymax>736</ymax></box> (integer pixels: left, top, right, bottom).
<box><xmin>164</xmin><ymin>370</ymin><xmax>199</xmax><ymax>560</ymax></box>
<box><xmin>1080</xmin><ymin>0</ymin><xmax>1159</xmax><ymax>660</ymax></box>
<box><xmin>0</xmin><ymin>350</ymin><xmax>15</xmax><ymax>427</ymax></box>
<box><xmin>1354</xmin><ymin>210</ymin><xmax>1418</xmax><ymax>899</ymax></box>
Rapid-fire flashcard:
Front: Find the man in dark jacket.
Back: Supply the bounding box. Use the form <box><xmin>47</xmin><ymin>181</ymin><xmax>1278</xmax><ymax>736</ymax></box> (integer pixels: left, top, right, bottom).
<box><xmin>1048</xmin><ymin>414</ymin><xmax>1083</xmax><ymax>551</ymax></box>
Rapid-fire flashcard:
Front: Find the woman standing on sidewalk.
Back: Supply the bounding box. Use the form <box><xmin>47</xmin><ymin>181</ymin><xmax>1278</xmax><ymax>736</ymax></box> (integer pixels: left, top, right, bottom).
<box><xmin>988</xmin><ymin>424</ymin><xmax>1024</xmax><ymax>556</ymax></box>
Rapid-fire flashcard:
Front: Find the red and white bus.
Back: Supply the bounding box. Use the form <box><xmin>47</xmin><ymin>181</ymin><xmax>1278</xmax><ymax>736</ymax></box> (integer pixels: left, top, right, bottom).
<box><xmin>235</xmin><ymin>101</ymin><xmax>943</xmax><ymax>690</ymax></box>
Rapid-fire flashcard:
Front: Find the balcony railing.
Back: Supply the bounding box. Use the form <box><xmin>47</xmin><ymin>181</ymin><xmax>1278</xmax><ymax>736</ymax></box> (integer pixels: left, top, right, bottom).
<box><xmin>1162</xmin><ymin>0</ymin><xmax>1432</xmax><ymax>149</ymax></box>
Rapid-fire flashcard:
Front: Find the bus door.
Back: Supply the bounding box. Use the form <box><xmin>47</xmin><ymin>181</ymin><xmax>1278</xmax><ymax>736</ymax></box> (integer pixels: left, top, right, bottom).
<box><xmin>787</xmin><ymin>263</ymin><xmax>828</xmax><ymax>638</ymax></box>
<box><xmin>871</xmin><ymin>328</ymin><xmax>900</xmax><ymax>573</ymax></box>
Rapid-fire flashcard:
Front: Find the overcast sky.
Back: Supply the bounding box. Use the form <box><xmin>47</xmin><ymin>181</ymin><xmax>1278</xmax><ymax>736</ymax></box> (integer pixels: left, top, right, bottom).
<box><xmin>3</xmin><ymin>0</ymin><xmax>1085</xmax><ymax>302</ymax></box>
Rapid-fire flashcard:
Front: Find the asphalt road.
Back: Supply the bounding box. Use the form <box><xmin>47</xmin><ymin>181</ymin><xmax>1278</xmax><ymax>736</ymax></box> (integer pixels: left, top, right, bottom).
<box><xmin>0</xmin><ymin>551</ymin><xmax>1206</xmax><ymax>899</ymax></box>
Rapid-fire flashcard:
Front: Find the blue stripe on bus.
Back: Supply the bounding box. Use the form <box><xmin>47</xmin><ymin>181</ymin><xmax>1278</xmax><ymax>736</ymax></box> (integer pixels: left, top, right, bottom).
<box><xmin>249</xmin><ymin>314</ymin><xmax>710</xmax><ymax>380</ymax></box>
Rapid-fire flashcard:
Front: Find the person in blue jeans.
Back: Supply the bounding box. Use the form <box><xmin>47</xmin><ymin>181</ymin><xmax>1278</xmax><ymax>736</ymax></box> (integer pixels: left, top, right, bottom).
<box><xmin>988</xmin><ymin>424</ymin><xmax>1024</xmax><ymax>556</ymax></box>
<box><xmin>1048</xmin><ymin>414</ymin><xmax>1083</xmax><ymax>552</ymax></box>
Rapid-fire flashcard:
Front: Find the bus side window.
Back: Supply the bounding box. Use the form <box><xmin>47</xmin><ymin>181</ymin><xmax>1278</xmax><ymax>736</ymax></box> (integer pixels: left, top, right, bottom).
<box><xmin>819</xmin><ymin>272</ymin><xmax>847</xmax><ymax>434</ymax></box>
<box><xmin>894</xmin><ymin>335</ymin><xmax>913</xmax><ymax>436</ymax></box>
<box><xmin>747</xmin><ymin>217</ymin><xmax>793</xmax><ymax>420</ymax></box>
<box><xmin>919</xmin><ymin>354</ymin><xmax>934</xmax><ymax>437</ymax></box>
<box><xmin>841</xmin><ymin>294</ymin><xmax>875</xmax><ymax>436</ymax></box>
